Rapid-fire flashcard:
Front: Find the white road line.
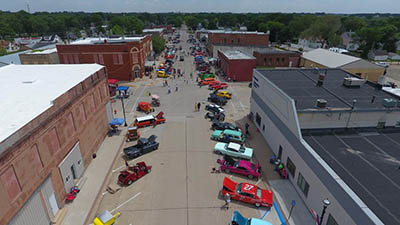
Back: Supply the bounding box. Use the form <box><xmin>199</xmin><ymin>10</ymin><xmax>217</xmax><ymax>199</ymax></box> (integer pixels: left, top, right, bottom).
<box><xmin>239</xmin><ymin>101</ymin><xmax>246</xmax><ymax>111</ymax></box>
<box><xmin>112</xmin><ymin>165</ymin><xmax>126</xmax><ymax>173</ymax></box>
<box><xmin>102</xmin><ymin>191</ymin><xmax>108</xmax><ymax>196</ymax></box>
<box><xmin>110</xmin><ymin>192</ymin><xmax>141</xmax><ymax>213</ymax></box>
<box><xmin>230</xmin><ymin>98</ymin><xmax>237</xmax><ymax>113</ymax></box>
<box><xmin>130</xmin><ymin>86</ymin><xmax>147</xmax><ymax>112</ymax></box>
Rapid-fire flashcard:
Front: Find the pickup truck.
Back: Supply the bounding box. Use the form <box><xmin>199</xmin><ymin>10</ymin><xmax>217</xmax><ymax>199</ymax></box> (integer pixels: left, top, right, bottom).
<box><xmin>123</xmin><ymin>135</ymin><xmax>159</xmax><ymax>159</ymax></box>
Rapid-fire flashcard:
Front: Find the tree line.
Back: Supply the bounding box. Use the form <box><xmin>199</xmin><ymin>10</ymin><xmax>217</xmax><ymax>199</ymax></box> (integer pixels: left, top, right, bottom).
<box><xmin>1</xmin><ymin>11</ymin><xmax>399</xmax><ymax>58</ymax></box>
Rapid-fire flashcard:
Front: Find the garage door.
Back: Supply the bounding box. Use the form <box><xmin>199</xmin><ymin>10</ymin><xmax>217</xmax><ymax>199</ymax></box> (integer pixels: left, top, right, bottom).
<box><xmin>8</xmin><ymin>188</ymin><xmax>50</xmax><ymax>225</ymax></box>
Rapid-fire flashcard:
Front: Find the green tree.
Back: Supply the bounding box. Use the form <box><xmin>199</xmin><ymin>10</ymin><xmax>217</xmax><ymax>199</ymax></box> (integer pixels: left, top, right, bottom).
<box><xmin>184</xmin><ymin>16</ymin><xmax>198</xmax><ymax>31</ymax></box>
<box><xmin>341</xmin><ymin>16</ymin><xmax>367</xmax><ymax>32</ymax></box>
<box><xmin>0</xmin><ymin>46</ymin><xmax>7</xmax><ymax>56</ymax></box>
<box><xmin>208</xmin><ymin>18</ymin><xmax>218</xmax><ymax>30</ymax></box>
<box><xmin>301</xmin><ymin>15</ymin><xmax>342</xmax><ymax>47</ymax></box>
<box><xmin>152</xmin><ymin>35</ymin><xmax>165</xmax><ymax>54</ymax></box>
<box><xmin>112</xmin><ymin>24</ymin><xmax>124</xmax><ymax>35</ymax></box>
<box><xmin>328</xmin><ymin>34</ymin><xmax>343</xmax><ymax>46</ymax></box>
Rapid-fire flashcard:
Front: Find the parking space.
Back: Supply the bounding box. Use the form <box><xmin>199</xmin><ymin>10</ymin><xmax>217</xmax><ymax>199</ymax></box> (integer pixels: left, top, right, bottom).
<box><xmin>94</xmin><ymin>27</ymin><xmax>282</xmax><ymax>225</ymax></box>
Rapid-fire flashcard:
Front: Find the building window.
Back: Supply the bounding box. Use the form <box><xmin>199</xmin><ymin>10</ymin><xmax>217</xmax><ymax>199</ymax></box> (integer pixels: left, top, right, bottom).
<box><xmin>286</xmin><ymin>157</ymin><xmax>296</xmax><ymax>177</ymax></box>
<box><xmin>99</xmin><ymin>54</ymin><xmax>104</xmax><ymax>64</ymax></box>
<box><xmin>93</xmin><ymin>54</ymin><xmax>99</xmax><ymax>63</ymax></box>
<box><xmin>262</xmin><ymin>124</ymin><xmax>265</xmax><ymax>131</ymax></box>
<box><xmin>282</xmin><ymin>57</ymin><xmax>285</xmax><ymax>64</ymax></box>
<box><xmin>269</xmin><ymin>58</ymin><xmax>272</xmax><ymax>65</ymax></box>
<box><xmin>264</xmin><ymin>58</ymin><xmax>267</xmax><ymax>64</ymax></box>
<box><xmin>297</xmin><ymin>173</ymin><xmax>310</xmax><ymax>197</ymax></box>
<box><xmin>238</xmin><ymin>38</ymin><xmax>240</xmax><ymax>43</ymax></box>
<box><xmin>327</xmin><ymin>214</ymin><xmax>339</xmax><ymax>225</ymax></box>
<box><xmin>276</xmin><ymin>57</ymin><xmax>280</xmax><ymax>63</ymax></box>
<box><xmin>256</xmin><ymin>113</ymin><xmax>261</xmax><ymax>126</ymax></box>
<box><xmin>118</xmin><ymin>54</ymin><xmax>123</xmax><ymax>64</ymax></box>
<box><xmin>224</xmin><ymin>38</ymin><xmax>227</xmax><ymax>44</ymax></box>
<box><xmin>113</xmin><ymin>54</ymin><xmax>123</xmax><ymax>65</ymax></box>
<box><xmin>231</xmin><ymin>39</ymin><xmax>234</xmax><ymax>44</ymax></box>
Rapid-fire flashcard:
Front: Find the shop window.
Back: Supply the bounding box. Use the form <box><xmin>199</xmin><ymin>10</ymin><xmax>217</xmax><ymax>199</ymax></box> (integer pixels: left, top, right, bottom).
<box><xmin>238</xmin><ymin>38</ymin><xmax>240</xmax><ymax>43</ymax></box>
<box><xmin>297</xmin><ymin>173</ymin><xmax>310</xmax><ymax>197</ymax></box>
<box><xmin>277</xmin><ymin>57</ymin><xmax>280</xmax><ymax>63</ymax></box>
<box><xmin>327</xmin><ymin>214</ymin><xmax>339</xmax><ymax>225</ymax></box>
<box><xmin>224</xmin><ymin>38</ymin><xmax>227</xmax><ymax>44</ymax></box>
<box><xmin>282</xmin><ymin>57</ymin><xmax>285</xmax><ymax>64</ymax></box>
<box><xmin>231</xmin><ymin>39</ymin><xmax>234</xmax><ymax>44</ymax></box>
<box><xmin>256</xmin><ymin>113</ymin><xmax>261</xmax><ymax>126</ymax></box>
<box><xmin>286</xmin><ymin>157</ymin><xmax>296</xmax><ymax>177</ymax></box>
<box><xmin>262</xmin><ymin>124</ymin><xmax>265</xmax><ymax>131</ymax></box>
<box><xmin>269</xmin><ymin>58</ymin><xmax>273</xmax><ymax>65</ymax></box>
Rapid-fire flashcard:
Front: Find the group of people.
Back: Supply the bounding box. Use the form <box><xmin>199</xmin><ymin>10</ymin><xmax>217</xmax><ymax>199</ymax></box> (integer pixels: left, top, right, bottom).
<box><xmin>194</xmin><ymin>102</ymin><xmax>202</xmax><ymax>111</ymax></box>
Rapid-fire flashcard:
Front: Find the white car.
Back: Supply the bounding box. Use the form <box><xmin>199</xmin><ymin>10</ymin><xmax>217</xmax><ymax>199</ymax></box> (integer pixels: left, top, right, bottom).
<box><xmin>375</xmin><ymin>62</ymin><xmax>389</xmax><ymax>68</ymax></box>
<box><xmin>205</xmin><ymin>104</ymin><xmax>225</xmax><ymax>113</ymax></box>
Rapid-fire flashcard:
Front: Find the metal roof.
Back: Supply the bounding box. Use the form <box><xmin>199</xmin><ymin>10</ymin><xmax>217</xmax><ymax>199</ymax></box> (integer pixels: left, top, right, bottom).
<box><xmin>302</xmin><ymin>48</ymin><xmax>360</xmax><ymax>68</ymax></box>
<box><xmin>220</xmin><ymin>50</ymin><xmax>255</xmax><ymax>60</ymax></box>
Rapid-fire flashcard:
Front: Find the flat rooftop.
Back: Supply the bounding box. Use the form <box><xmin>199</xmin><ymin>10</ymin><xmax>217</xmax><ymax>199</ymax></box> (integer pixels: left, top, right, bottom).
<box><xmin>257</xmin><ymin>68</ymin><xmax>399</xmax><ymax>110</ymax></box>
<box><xmin>70</xmin><ymin>36</ymin><xmax>146</xmax><ymax>45</ymax></box>
<box><xmin>0</xmin><ymin>64</ymin><xmax>104</xmax><ymax>143</ymax></box>
<box><xmin>143</xmin><ymin>28</ymin><xmax>164</xmax><ymax>33</ymax></box>
<box><xmin>25</xmin><ymin>48</ymin><xmax>57</xmax><ymax>54</ymax></box>
<box><xmin>221</xmin><ymin>50</ymin><xmax>255</xmax><ymax>60</ymax></box>
<box><xmin>303</xmin><ymin>129</ymin><xmax>400</xmax><ymax>225</ymax></box>
<box><xmin>207</xmin><ymin>30</ymin><xmax>266</xmax><ymax>35</ymax></box>
<box><xmin>254</xmin><ymin>48</ymin><xmax>300</xmax><ymax>55</ymax></box>
<box><xmin>302</xmin><ymin>48</ymin><xmax>360</xmax><ymax>68</ymax></box>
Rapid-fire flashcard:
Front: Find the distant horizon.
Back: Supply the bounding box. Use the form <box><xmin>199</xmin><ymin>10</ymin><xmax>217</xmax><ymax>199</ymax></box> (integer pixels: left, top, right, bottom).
<box><xmin>3</xmin><ymin>0</ymin><xmax>400</xmax><ymax>14</ymax></box>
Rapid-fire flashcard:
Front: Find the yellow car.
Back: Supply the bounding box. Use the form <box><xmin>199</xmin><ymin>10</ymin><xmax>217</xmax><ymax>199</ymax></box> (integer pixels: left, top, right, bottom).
<box><xmin>157</xmin><ymin>70</ymin><xmax>168</xmax><ymax>78</ymax></box>
<box><xmin>216</xmin><ymin>90</ymin><xmax>232</xmax><ymax>99</ymax></box>
<box><xmin>93</xmin><ymin>211</ymin><xmax>120</xmax><ymax>225</ymax></box>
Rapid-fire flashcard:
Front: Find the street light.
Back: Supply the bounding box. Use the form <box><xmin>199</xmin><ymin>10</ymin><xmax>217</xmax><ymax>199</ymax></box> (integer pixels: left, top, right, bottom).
<box><xmin>319</xmin><ymin>199</ymin><xmax>331</xmax><ymax>225</ymax></box>
<box><xmin>119</xmin><ymin>93</ymin><xmax>128</xmax><ymax>127</ymax></box>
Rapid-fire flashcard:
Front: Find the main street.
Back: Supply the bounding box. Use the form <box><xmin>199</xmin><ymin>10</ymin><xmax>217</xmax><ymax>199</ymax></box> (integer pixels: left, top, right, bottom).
<box><xmin>94</xmin><ymin>27</ymin><xmax>283</xmax><ymax>225</ymax></box>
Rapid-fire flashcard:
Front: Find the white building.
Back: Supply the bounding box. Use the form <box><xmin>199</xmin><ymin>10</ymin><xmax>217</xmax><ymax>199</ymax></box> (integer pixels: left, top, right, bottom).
<box><xmin>250</xmin><ymin>68</ymin><xmax>400</xmax><ymax>225</ymax></box>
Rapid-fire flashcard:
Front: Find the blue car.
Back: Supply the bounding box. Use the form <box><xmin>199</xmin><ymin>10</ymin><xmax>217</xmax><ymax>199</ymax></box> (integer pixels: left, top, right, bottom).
<box><xmin>231</xmin><ymin>211</ymin><xmax>273</xmax><ymax>225</ymax></box>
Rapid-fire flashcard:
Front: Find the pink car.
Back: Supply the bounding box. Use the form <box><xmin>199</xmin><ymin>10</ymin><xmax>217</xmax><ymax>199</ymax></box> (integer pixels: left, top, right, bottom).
<box><xmin>209</xmin><ymin>82</ymin><xmax>228</xmax><ymax>90</ymax></box>
<box><xmin>217</xmin><ymin>156</ymin><xmax>261</xmax><ymax>179</ymax></box>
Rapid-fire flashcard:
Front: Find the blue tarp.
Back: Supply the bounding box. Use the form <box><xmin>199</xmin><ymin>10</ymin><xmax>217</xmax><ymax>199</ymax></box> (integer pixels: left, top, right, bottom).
<box><xmin>109</xmin><ymin>118</ymin><xmax>125</xmax><ymax>126</ymax></box>
<box><xmin>117</xmin><ymin>86</ymin><xmax>129</xmax><ymax>91</ymax></box>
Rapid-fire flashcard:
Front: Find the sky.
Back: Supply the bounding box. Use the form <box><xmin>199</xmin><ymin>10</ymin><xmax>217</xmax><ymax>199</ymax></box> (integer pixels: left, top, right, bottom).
<box><xmin>3</xmin><ymin>0</ymin><xmax>400</xmax><ymax>14</ymax></box>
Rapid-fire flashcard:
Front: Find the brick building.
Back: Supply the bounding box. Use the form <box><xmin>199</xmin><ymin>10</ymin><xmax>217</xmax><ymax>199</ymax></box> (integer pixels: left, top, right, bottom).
<box><xmin>57</xmin><ymin>36</ymin><xmax>152</xmax><ymax>81</ymax></box>
<box><xmin>19</xmin><ymin>48</ymin><xmax>60</xmax><ymax>64</ymax></box>
<box><xmin>0</xmin><ymin>64</ymin><xmax>111</xmax><ymax>225</ymax></box>
<box><xmin>253</xmin><ymin>49</ymin><xmax>301</xmax><ymax>68</ymax></box>
<box><xmin>218</xmin><ymin>50</ymin><xmax>256</xmax><ymax>81</ymax></box>
<box><xmin>207</xmin><ymin>31</ymin><xmax>269</xmax><ymax>57</ymax></box>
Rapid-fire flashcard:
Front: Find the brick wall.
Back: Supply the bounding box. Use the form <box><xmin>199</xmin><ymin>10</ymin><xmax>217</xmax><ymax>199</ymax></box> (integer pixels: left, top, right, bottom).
<box><xmin>0</xmin><ymin>68</ymin><xmax>110</xmax><ymax>224</ymax></box>
<box><xmin>57</xmin><ymin>36</ymin><xmax>152</xmax><ymax>81</ymax></box>
<box><xmin>218</xmin><ymin>51</ymin><xmax>256</xmax><ymax>82</ymax></box>
<box><xmin>253</xmin><ymin>52</ymin><xmax>301</xmax><ymax>67</ymax></box>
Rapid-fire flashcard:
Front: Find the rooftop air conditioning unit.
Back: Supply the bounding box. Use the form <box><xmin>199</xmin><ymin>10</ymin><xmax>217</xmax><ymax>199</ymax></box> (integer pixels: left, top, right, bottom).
<box><xmin>316</xmin><ymin>99</ymin><xmax>327</xmax><ymax>108</ymax></box>
<box><xmin>343</xmin><ymin>77</ymin><xmax>366</xmax><ymax>87</ymax></box>
<box><xmin>382</xmin><ymin>98</ymin><xmax>397</xmax><ymax>108</ymax></box>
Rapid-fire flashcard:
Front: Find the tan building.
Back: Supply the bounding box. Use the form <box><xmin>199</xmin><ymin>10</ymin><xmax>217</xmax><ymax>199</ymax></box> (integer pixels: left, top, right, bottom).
<box><xmin>300</xmin><ymin>48</ymin><xmax>385</xmax><ymax>83</ymax></box>
<box><xmin>0</xmin><ymin>64</ymin><xmax>111</xmax><ymax>225</ymax></box>
<box><xmin>19</xmin><ymin>48</ymin><xmax>60</xmax><ymax>64</ymax></box>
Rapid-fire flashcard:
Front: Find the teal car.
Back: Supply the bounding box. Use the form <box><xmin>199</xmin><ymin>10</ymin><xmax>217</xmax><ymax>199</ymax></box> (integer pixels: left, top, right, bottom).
<box><xmin>214</xmin><ymin>142</ymin><xmax>253</xmax><ymax>160</ymax></box>
<box><xmin>231</xmin><ymin>211</ymin><xmax>273</xmax><ymax>225</ymax></box>
<box><xmin>211</xmin><ymin>129</ymin><xmax>245</xmax><ymax>144</ymax></box>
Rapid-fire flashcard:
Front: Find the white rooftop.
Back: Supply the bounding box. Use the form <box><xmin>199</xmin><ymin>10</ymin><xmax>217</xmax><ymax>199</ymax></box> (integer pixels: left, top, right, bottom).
<box><xmin>26</xmin><ymin>48</ymin><xmax>57</xmax><ymax>54</ymax></box>
<box><xmin>228</xmin><ymin>142</ymin><xmax>241</xmax><ymax>151</ymax></box>
<box><xmin>0</xmin><ymin>64</ymin><xmax>104</xmax><ymax>143</ymax></box>
<box><xmin>70</xmin><ymin>36</ymin><xmax>146</xmax><ymax>45</ymax></box>
<box><xmin>302</xmin><ymin>48</ymin><xmax>360</xmax><ymax>68</ymax></box>
<box><xmin>221</xmin><ymin>50</ymin><xmax>255</xmax><ymax>60</ymax></box>
<box><xmin>143</xmin><ymin>28</ymin><xmax>164</xmax><ymax>33</ymax></box>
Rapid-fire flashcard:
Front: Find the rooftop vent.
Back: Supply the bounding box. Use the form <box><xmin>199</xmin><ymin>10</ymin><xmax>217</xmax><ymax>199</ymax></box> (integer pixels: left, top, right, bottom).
<box><xmin>382</xmin><ymin>98</ymin><xmax>397</xmax><ymax>108</ymax></box>
<box><xmin>343</xmin><ymin>77</ymin><xmax>366</xmax><ymax>87</ymax></box>
<box><xmin>316</xmin><ymin>99</ymin><xmax>327</xmax><ymax>108</ymax></box>
<box><xmin>22</xmin><ymin>79</ymin><xmax>36</xmax><ymax>84</ymax></box>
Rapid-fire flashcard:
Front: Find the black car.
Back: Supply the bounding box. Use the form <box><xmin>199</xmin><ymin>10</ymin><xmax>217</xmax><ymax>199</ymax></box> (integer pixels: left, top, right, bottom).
<box><xmin>123</xmin><ymin>135</ymin><xmax>159</xmax><ymax>159</ymax></box>
<box><xmin>205</xmin><ymin>104</ymin><xmax>224</xmax><ymax>114</ymax></box>
<box><xmin>180</xmin><ymin>56</ymin><xmax>184</xmax><ymax>61</ymax></box>
<box><xmin>211</xmin><ymin>120</ymin><xmax>241</xmax><ymax>131</ymax></box>
<box><xmin>208</xmin><ymin>93</ymin><xmax>227</xmax><ymax>106</ymax></box>
<box><xmin>205</xmin><ymin>111</ymin><xmax>225</xmax><ymax>121</ymax></box>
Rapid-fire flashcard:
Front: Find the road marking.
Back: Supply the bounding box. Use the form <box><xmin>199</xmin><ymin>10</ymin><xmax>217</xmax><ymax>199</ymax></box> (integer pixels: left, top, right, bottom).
<box><xmin>230</xmin><ymin>98</ymin><xmax>237</xmax><ymax>113</ymax></box>
<box><xmin>131</xmin><ymin>86</ymin><xmax>147</xmax><ymax>112</ymax></box>
<box><xmin>110</xmin><ymin>192</ymin><xmax>141</xmax><ymax>213</ymax></box>
<box><xmin>102</xmin><ymin>191</ymin><xmax>108</xmax><ymax>196</ymax></box>
<box><xmin>112</xmin><ymin>165</ymin><xmax>126</xmax><ymax>173</ymax></box>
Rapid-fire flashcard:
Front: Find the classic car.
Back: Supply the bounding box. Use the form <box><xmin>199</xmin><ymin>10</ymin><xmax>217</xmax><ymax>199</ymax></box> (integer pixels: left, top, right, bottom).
<box><xmin>205</xmin><ymin>104</ymin><xmax>225</xmax><ymax>114</ymax></box>
<box><xmin>214</xmin><ymin>142</ymin><xmax>253</xmax><ymax>160</ymax></box>
<box><xmin>208</xmin><ymin>93</ymin><xmax>227</xmax><ymax>106</ymax></box>
<box><xmin>211</xmin><ymin>129</ymin><xmax>245</xmax><ymax>144</ymax></box>
<box><xmin>221</xmin><ymin>177</ymin><xmax>273</xmax><ymax>207</ymax></box>
<box><xmin>216</xmin><ymin>90</ymin><xmax>232</xmax><ymax>99</ymax></box>
<box><xmin>211</xmin><ymin>120</ymin><xmax>240</xmax><ymax>131</ymax></box>
<box><xmin>134</xmin><ymin>112</ymin><xmax>166</xmax><ymax>128</ymax></box>
<box><xmin>205</xmin><ymin>111</ymin><xmax>225</xmax><ymax>121</ymax></box>
<box><xmin>230</xmin><ymin>211</ymin><xmax>273</xmax><ymax>225</ymax></box>
<box><xmin>217</xmin><ymin>155</ymin><xmax>260</xmax><ymax>179</ymax></box>
<box><xmin>123</xmin><ymin>135</ymin><xmax>159</xmax><ymax>159</ymax></box>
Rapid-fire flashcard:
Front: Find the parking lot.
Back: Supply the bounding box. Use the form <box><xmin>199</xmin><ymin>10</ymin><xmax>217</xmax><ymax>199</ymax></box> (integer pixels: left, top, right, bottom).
<box><xmin>94</xmin><ymin>28</ymin><xmax>283</xmax><ymax>225</ymax></box>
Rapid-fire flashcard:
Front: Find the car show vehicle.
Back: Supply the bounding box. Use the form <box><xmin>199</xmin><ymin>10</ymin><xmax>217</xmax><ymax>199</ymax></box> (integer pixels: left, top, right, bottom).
<box><xmin>201</xmin><ymin>78</ymin><xmax>216</xmax><ymax>85</ymax></box>
<box><xmin>221</xmin><ymin>177</ymin><xmax>273</xmax><ymax>208</ymax></box>
<box><xmin>217</xmin><ymin>155</ymin><xmax>260</xmax><ymax>179</ymax></box>
<box><xmin>230</xmin><ymin>211</ymin><xmax>273</xmax><ymax>225</ymax></box>
<box><xmin>126</xmin><ymin>125</ymin><xmax>140</xmax><ymax>142</ymax></box>
<box><xmin>118</xmin><ymin>161</ymin><xmax>152</xmax><ymax>185</ymax></box>
<box><xmin>214</xmin><ymin>142</ymin><xmax>253</xmax><ymax>160</ymax></box>
<box><xmin>180</xmin><ymin>55</ymin><xmax>184</xmax><ymax>61</ymax></box>
<box><xmin>211</xmin><ymin>120</ymin><xmax>240</xmax><ymax>131</ymax></box>
<box><xmin>208</xmin><ymin>93</ymin><xmax>227</xmax><ymax>106</ymax></box>
<box><xmin>205</xmin><ymin>104</ymin><xmax>224</xmax><ymax>113</ymax></box>
<box><xmin>92</xmin><ymin>210</ymin><xmax>121</xmax><ymax>225</ymax></box>
<box><xmin>157</xmin><ymin>70</ymin><xmax>168</xmax><ymax>78</ymax></box>
<box><xmin>205</xmin><ymin>111</ymin><xmax>225</xmax><ymax>121</ymax></box>
<box><xmin>134</xmin><ymin>112</ymin><xmax>166</xmax><ymax>128</ymax></box>
<box><xmin>137</xmin><ymin>102</ymin><xmax>155</xmax><ymax>114</ymax></box>
<box><xmin>209</xmin><ymin>82</ymin><xmax>228</xmax><ymax>90</ymax></box>
<box><xmin>151</xmin><ymin>94</ymin><xmax>160</xmax><ymax>107</ymax></box>
<box><xmin>215</xmin><ymin>90</ymin><xmax>232</xmax><ymax>99</ymax></box>
<box><xmin>123</xmin><ymin>135</ymin><xmax>159</xmax><ymax>159</ymax></box>
<box><xmin>211</xmin><ymin>129</ymin><xmax>245</xmax><ymax>144</ymax></box>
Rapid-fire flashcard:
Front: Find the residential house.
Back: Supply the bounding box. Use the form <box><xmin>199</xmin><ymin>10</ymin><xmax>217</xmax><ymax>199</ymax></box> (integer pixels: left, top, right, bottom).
<box><xmin>388</xmin><ymin>52</ymin><xmax>400</xmax><ymax>60</ymax></box>
<box><xmin>368</xmin><ymin>49</ymin><xmax>388</xmax><ymax>61</ymax></box>
<box><xmin>340</xmin><ymin>32</ymin><xmax>359</xmax><ymax>51</ymax></box>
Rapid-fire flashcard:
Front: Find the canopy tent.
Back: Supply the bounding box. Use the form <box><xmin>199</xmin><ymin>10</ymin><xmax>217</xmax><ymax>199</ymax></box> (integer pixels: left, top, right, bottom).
<box><xmin>109</xmin><ymin>118</ymin><xmax>125</xmax><ymax>126</ymax></box>
<box><xmin>116</xmin><ymin>86</ymin><xmax>129</xmax><ymax>91</ymax></box>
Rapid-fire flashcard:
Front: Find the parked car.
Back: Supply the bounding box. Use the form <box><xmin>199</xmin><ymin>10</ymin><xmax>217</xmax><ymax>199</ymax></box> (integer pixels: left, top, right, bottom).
<box><xmin>211</xmin><ymin>120</ymin><xmax>240</xmax><ymax>131</ymax></box>
<box><xmin>221</xmin><ymin>177</ymin><xmax>273</xmax><ymax>207</ymax></box>
<box><xmin>123</xmin><ymin>135</ymin><xmax>159</xmax><ymax>159</ymax></box>
<box><xmin>209</xmin><ymin>82</ymin><xmax>228</xmax><ymax>90</ymax></box>
<box><xmin>208</xmin><ymin>93</ymin><xmax>227</xmax><ymax>106</ymax></box>
<box><xmin>180</xmin><ymin>55</ymin><xmax>184</xmax><ymax>61</ymax></box>
<box><xmin>217</xmin><ymin>155</ymin><xmax>260</xmax><ymax>179</ymax></box>
<box><xmin>211</xmin><ymin>129</ymin><xmax>245</xmax><ymax>144</ymax></box>
<box><xmin>215</xmin><ymin>90</ymin><xmax>232</xmax><ymax>99</ymax></box>
<box><xmin>137</xmin><ymin>102</ymin><xmax>155</xmax><ymax>114</ymax></box>
<box><xmin>134</xmin><ymin>112</ymin><xmax>166</xmax><ymax>128</ymax></box>
<box><xmin>214</xmin><ymin>142</ymin><xmax>253</xmax><ymax>160</ymax></box>
<box><xmin>118</xmin><ymin>162</ymin><xmax>152</xmax><ymax>185</ymax></box>
<box><xmin>205</xmin><ymin>111</ymin><xmax>225</xmax><ymax>121</ymax></box>
<box><xmin>375</xmin><ymin>62</ymin><xmax>389</xmax><ymax>68</ymax></box>
<box><xmin>201</xmin><ymin>78</ymin><xmax>216</xmax><ymax>85</ymax></box>
<box><xmin>230</xmin><ymin>211</ymin><xmax>273</xmax><ymax>225</ymax></box>
<box><xmin>205</xmin><ymin>104</ymin><xmax>224</xmax><ymax>113</ymax></box>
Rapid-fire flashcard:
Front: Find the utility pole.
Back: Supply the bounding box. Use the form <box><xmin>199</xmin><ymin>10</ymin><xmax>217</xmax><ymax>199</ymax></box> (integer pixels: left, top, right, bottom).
<box><xmin>26</xmin><ymin>2</ymin><xmax>30</xmax><ymax>13</ymax></box>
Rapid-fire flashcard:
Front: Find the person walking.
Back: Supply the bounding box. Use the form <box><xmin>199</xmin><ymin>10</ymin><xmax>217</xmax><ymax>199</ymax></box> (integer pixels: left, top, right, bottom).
<box><xmin>190</xmin><ymin>72</ymin><xmax>193</xmax><ymax>80</ymax></box>
<box><xmin>223</xmin><ymin>193</ymin><xmax>231</xmax><ymax>210</ymax></box>
<box><xmin>194</xmin><ymin>103</ymin><xmax>198</xmax><ymax>111</ymax></box>
<box><xmin>168</xmin><ymin>86</ymin><xmax>171</xmax><ymax>94</ymax></box>
<box><xmin>175</xmin><ymin>84</ymin><xmax>178</xmax><ymax>92</ymax></box>
<box><xmin>197</xmin><ymin>102</ymin><xmax>201</xmax><ymax>111</ymax></box>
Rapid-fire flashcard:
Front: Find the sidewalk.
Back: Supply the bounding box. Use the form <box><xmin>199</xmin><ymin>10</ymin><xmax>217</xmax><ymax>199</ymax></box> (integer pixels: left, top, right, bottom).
<box><xmin>61</xmin><ymin>129</ymin><xmax>125</xmax><ymax>225</ymax></box>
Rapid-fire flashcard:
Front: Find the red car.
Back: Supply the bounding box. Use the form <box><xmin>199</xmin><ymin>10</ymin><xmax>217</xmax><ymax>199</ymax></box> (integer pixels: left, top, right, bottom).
<box><xmin>134</xmin><ymin>112</ymin><xmax>166</xmax><ymax>128</ymax></box>
<box><xmin>217</xmin><ymin>155</ymin><xmax>261</xmax><ymax>179</ymax></box>
<box><xmin>201</xmin><ymin>78</ymin><xmax>216</xmax><ymax>85</ymax></box>
<box><xmin>221</xmin><ymin>177</ymin><xmax>273</xmax><ymax>207</ymax></box>
<box><xmin>209</xmin><ymin>82</ymin><xmax>228</xmax><ymax>90</ymax></box>
<box><xmin>118</xmin><ymin>162</ymin><xmax>152</xmax><ymax>185</ymax></box>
